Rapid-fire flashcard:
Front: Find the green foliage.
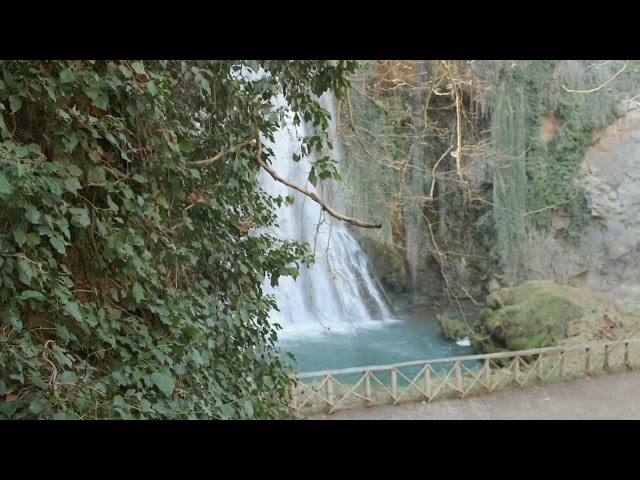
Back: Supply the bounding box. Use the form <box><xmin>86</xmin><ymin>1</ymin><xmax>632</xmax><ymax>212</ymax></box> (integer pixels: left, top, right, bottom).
<box><xmin>489</xmin><ymin>60</ymin><xmax>640</xmax><ymax>248</ymax></box>
<box><xmin>0</xmin><ymin>60</ymin><xmax>357</xmax><ymax>419</ymax></box>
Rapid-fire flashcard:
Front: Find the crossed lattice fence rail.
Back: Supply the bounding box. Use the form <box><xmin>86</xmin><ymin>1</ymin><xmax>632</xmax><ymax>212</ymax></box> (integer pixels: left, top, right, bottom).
<box><xmin>290</xmin><ymin>338</ymin><xmax>640</xmax><ymax>414</ymax></box>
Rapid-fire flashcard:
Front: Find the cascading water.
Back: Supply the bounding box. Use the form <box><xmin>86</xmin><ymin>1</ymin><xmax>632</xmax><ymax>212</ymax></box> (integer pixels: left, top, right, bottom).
<box><xmin>259</xmin><ymin>91</ymin><xmax>393</xmax><ymax>338</ymax></box>
<box><xmin>243</xmin><ymin>66</ymin><xmax>474</xmax><ymax>374</ymax></box>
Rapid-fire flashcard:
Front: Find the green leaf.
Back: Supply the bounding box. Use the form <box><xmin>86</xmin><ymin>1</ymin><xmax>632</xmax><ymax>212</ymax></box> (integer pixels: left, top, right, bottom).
<box><xmin>308</xmin><ymin>168</ymin><xmax>317</xmax><ymax>188</ymax></box>
<box><xmin>14</xmin><ymin>146</ymin><xmax>29</xmax><ymax>158</ymax></box>
<box><xmin>70</xmin><ymin>207</ymin><xmax>91</xmax><ymax>227</ymax></box>
<box><xmin>119</xmin><ymin>65</ymin><xmax>132</xmax><ymax>78</ymax></box>
<box><xmin>132</xmin><ymin>282</ymin><xmax>145</xmax><ymax>304</ymax></box>
<box><xmin>243</xmin><ymin>400</ymin><xmax>254</xmax><ymax>418</ymax></box>
<box><xmin>112</xmin><ymin>371</ymin><xmax>127</xmax><ymax>386</ymax></box>
<box><xmin>59</xmin><ymin>371</ymin><xmax>78</xmax><ymax>385</ymax></box>
<box><xmin>0</xmin><ymin>113</ymin><xmax>7</xmax><ymax>137</ymax></box>
<box><xmin>0</xmin><ymin>381</ymin><xmax>10</xmax><ymax>396</ymax></box>
<box><xmin>190</xmin><ymin>349</ymin><xmax>204</xmax><ymax>365</ymax></box>
<box><xmin>132</xmin><ymin>173</ymin><xmax>147</xmax><ymax>184</ymax></box>
<box><xmin>179</xmin><ymin>138</ymin><xmax>199</xmax><ymax>153</ymax></box>
<box><xmin>150</xmin><ymin>369</ymin><xmax>175</xmax><ymax>397</ymax></box>
<box><xmin>13</xmin><ymin>228</ymin><xmax>27</xmax><ymax>247</ymax></box>
<box><xmin>50</xmin><ymin>237</ymin><xmax>66</xmax><ymax>255</ymax></box>
<box><xmin>56</xmin><ymin>324</ymin><xmax>73</xmax><ymax>342</ymax></box>
<box><xmin>19</xmin><ymin>290</ymin><xmax>46</xmax><ymax>301</ymax></box>
<box><xmin>59</xmin><ymin>68</ymin><xmax>74</xmax><ymax>83</ymax></box>
<box><xmin>131</xmin><ymin>61</ymin><xmax>145</xmax><ymax>75</ymax></box>
<box><xmin>62</xmin><ymin>133</ymin><xmax>78</xmax><ymax>153</ymax></box>
<box><xmin>87</xmin><ymin>166</ymin><xmax>106</xmax><ymax>185</ymax></box>
<box><xmin>318</xmin><ymin>170</ymin><xmax>332</xmax><ymax>181</ymax></box>
<box><xmin>25</xmin><ymin>205</ymin><xmax>41</xmax><ymax>224</ymax></box>
<box><xmin>26</xmin><ymin>233</ymin><xmax>41</xmax><ymax>246</ymax></box>
<box><xmin>146</xmin><ymin>81</ymin><xmax>158</xmax><ymax>96</ymax></box>
<box><xmin>44</xmin><ymin>84</ymin><xmax>57</xmax><ymax>101</ymax></box>
<box><xmin>9</xmin><ymin>95</ymin><xmax>22</xmax><ymax>113</ymax></box>
<box><xmin>58</xmin><ymin>219</ymin><xmax>71</xmax><ymax>240</ymax></box>
<box><xmin>67</xmin><ymin>165</ymin><xmax>83</xmax><ymax>177</ymax></box>
<box><xmin>57</xmin><ymin>108</ymin><xmax>71</xmax><ymax>121</ymax></box>
<box><xmin>18</xmin><ymin>258</ymin><xmax>35</xmax><ymax>283</ymax></box>
<box><xmin>29</xmin><ymin>402</ymin><xmax>45</xmax><ymax>415</ymax></box>
<box><xmin>0</xmin><ymin>172</ymin><xmax>13</xmax><ymax>194</ymax></box>
<box><xmin>94</xmin><ymin>94</ymin><xmax>108</xmax><ymax>111</ymax></box>
<box><xmin>64</xmin><ymin>301</ymin><xmax>83</xmax><ymax>321</ymax></box>
<box><xmin>107</xmin><ymin>196</ymin><xmax>119</xmax><ymax>213</ymax></box>
<box><xmin>64</xmin><ymin>177</ymin><xmax>81</xmax><ymax>195</ymax></box>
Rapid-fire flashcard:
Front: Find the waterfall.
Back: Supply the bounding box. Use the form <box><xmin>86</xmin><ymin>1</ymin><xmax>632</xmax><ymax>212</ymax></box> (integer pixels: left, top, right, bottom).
<box><xmin>259</xmin><ymin>90</ymin><xmax>393</xmax><ymax>338</ymax></box>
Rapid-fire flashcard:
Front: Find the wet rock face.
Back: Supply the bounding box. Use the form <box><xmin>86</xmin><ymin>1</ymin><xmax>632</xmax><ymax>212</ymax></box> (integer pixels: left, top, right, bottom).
<box><xmin>508</xmin><ymin>102</ymin><xmax>640</xmax><ymax>308</ymax></box>
<box><xmin>358</xmin><ymin>236</ymin><xmax>409</xmax><ymax>295</ymax></box>
<box><xmin>572</xmin><ymin>103</ymin><xmax>640</xmax><ymax>303</ymax></box>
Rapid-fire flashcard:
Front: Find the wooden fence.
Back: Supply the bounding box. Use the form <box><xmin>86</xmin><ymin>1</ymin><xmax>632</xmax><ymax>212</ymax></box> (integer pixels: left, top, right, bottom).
<box><xmin>290</xmin><ymin>337</ymin><xmax>640</xmax><ymax>414</ymax></box>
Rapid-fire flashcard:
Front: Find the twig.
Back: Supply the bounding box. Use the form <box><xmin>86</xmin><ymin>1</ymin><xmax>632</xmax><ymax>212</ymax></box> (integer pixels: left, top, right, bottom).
<box><xmin>41</xmin><ymin>352</ymin><xmax>59</xmax><ymax>396</ymax></box>
<box><xmin>453</xmin><ymin>281</ymin><xmax>483</xmax><ymax>306</ymax></box>
<box><xmin>253</xmin><ymin>133</ymin><xmax>381</xmax><ymax>229</ymax></box>
<box><xmin>188</xmin><ymin>137</ymin><xmax>253</xmax><ymax>166</ymax></box>
<box><xmin>428</xmin><ymin>145</ymin><xmax>453</xmax><ymax>200</ymax></box>
<box><xmin>562</xmin><ymin>60</ymin><xmax>629</xmax><ymax>94</ymax></box>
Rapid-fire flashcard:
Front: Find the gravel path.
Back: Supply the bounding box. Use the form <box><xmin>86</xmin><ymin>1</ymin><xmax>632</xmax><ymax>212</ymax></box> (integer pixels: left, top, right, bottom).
<box><xmin>308</xmin><ymin>370</ymin><xmax>640</xmax><ymax>420</ymax></box>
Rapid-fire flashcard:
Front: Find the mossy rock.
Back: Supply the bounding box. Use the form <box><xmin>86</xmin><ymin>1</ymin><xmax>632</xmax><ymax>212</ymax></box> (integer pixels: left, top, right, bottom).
<box><xmin>474</xmin><ymin>280</ymin><xmax>639</xmax><ymax>354</ymax></box>
<box><xmin>437</xmin><ymin>313</ymin><xmax>471</xmax><ymax>341</ymax></box>
<box><xmin>359</xmin><ymin>236</ymin><xmax>408</xmax><ymax>294</ymax></box>
<box><xmin>479</xmin><ymin>308</ymin><xmax>494</xmax><ymax>321</ymax></box>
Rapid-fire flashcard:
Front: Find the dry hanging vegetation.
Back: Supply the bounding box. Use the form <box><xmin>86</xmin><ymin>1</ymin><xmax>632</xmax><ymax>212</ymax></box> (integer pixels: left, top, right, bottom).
<box><xmin>338</xmin><ymin>60</ymin><xmax>640</xmax><ymax>325</ymax></box>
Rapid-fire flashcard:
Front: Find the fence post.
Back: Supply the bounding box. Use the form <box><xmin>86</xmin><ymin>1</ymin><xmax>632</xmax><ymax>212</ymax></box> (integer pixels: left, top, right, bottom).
<box><xmin>364</xmin><ymin>371</ymin><xmax>372</xmax><ymax>404</ymax></box>
<box><xmin>512</xmin><ymin>356</ymin><xmax>520</xmax><ymax>386</ymax></box>
<box><xmin>455</xmin><ymin>361</ymin><xmax>463</xmax><ymax>394</ymax></box>
<box><xmin>390</xmin><ymin>368</ymin><xmax>397</xmax><ymax>401</ymax></box>
<box><xmin>325</xmin><ymin>375</ymin><xmax>334</xmax><ymax>411</ymax></box>
<box><xmin>560</xmin><ymin>352</ymin><xmax>566</xmax><ymax>378</ymax></box>
<box><xmin>536</xmin><ymin>353</ymin><xmax>544</xmax><ymax>379</ymax></box>
<box><xmin>585</xmin><ymin>347</ymin><xmax>591</xmax><ymax>375</ymax></box>
<box><xmin>625</xmin><ymin>341</ymin><xmax>631</xmax><ymax>371</ymax></box>
<box><xmin>484</xmin><ymin>358</ymin><xmax>491</xmax><ymax>390</ymax></box>
<box><xmin>425</xmin><ymin>364</ymin><xmax>432</xmax><ymax>399</ymax></box>
<box><xmin>604</xmin><ymin>345</ymin><xmax>610</xmax><ymax>372</ymax></box>
<box><xmin>289</xmin><ymin>380</ymin><xmax>298</xmax><ymax>410</ymax></box>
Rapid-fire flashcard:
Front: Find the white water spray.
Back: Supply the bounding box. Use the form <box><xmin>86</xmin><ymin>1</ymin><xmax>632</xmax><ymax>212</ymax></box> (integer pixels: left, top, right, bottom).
<box><xmin>259</xmin><ymin>89</ymin><xmax>393</xmax><ymax>338</ymax></box>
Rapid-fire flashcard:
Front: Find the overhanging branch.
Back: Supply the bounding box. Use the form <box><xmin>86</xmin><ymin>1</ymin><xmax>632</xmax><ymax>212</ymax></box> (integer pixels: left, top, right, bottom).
<box><xmin>189</xmin><ymin>138</ymin><xmax>253</xmax><ymax>166</ymax></box>
<box><xmin>562</xmin><ymin>60</ymin><xmax>630</xmax><ymax>94</ymax></box>
<box><xmin>253</xmin><ymin>134</ymin><xmax>382</xmax><ymax>229</ymax></box>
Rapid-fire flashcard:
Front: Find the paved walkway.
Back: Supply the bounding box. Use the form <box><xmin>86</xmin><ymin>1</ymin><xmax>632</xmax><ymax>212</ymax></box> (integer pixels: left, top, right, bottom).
<box><xmin>309</xmin><ymin>370</ymin><xmax>640</xmax><ymax>420</ymax></box>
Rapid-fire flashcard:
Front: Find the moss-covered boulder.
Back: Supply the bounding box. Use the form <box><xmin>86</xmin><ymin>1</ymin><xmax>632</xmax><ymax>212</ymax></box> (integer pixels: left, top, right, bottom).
<box><xmin>473</xmin><ymin>280</ymin><xmax>640</xmax><ymax>353</ymax></box>
<box><xmin>359</xmin><ymin>236</ymin><xmax>409</xmax><ymax>294</ymax></box>
<box><xmin>437</xmin><ymin>313</ymin><xmax>473</xmax><ymax>341</ymax></box>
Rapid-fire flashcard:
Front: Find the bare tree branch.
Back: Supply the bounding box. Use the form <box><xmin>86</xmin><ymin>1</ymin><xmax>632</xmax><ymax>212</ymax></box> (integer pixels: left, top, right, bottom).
<box><xmin>428</xmin><ymin>145</ymin><xmax>453</xmax><ymax>199</ymax></box>
<box><xmin>252</xmin><ymin>134</ymin><xmax>382</xmax><ymax>229</ymax></box>
<box><xmin>188</xmin><ymin>138</ymin><xmax>253</xmax><ymax>166</ymax></box>
<box><xmin>563</xmin><ymin>60</ymin><xmax>629</xmax><ymax>94</ymax></box>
